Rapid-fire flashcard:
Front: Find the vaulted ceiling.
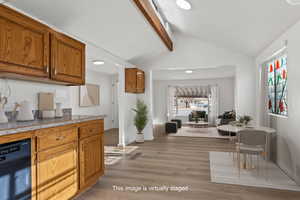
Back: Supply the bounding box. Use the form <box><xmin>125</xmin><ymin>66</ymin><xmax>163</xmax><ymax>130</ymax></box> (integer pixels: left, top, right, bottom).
<box><xmin>155</xmin><ymin>0</ymin><xmax>300</xmax><ymax>56</ymax></box>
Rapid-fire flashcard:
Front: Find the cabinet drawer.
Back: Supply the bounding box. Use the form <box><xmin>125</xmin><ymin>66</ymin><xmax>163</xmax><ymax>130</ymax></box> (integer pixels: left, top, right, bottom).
<box><xmin>36</xmin><ymin>126</ymin><xmax>78</xmax><ymax>151</ymax></box>
<box><xmin>79</xmin><ymin>120</ymin><xmax>103</xmax><ymax>139</ymax></box>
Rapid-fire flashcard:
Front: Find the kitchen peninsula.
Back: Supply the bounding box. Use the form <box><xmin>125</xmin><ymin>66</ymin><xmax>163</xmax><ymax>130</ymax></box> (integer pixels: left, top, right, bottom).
<box><xmin>0</xmin><ymin>115</ymin><xmax>105</xmax><ymax>200</ymax></box>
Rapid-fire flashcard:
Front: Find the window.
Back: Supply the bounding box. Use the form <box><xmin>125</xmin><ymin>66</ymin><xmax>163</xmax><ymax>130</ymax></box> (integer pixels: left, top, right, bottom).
<box><xmin>173</xmin><ymin>97</ymin><xmax>209</xmax><ymax>116</ymax></box>
<box><xmin>267</xmin><ymin>52</ymin><xmax>288</xmax><ymax>116</ymax></box>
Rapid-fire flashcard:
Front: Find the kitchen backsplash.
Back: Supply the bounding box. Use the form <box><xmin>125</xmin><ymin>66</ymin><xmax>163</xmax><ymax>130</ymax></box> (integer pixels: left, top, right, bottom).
<box><xmin>0</xmin><ymin>78</ymin><xmax>71</xmax><ymax>111</ymax></box>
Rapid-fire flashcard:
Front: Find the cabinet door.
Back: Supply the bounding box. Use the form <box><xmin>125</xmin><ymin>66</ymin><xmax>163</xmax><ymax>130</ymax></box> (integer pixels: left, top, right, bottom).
<box><xmin>125</xmin><ymin>68</ymin><xmax>137</xmax><ymax>93</ymax></box>
<box><xmin>37</xmin><ymin>142</ymin><xmax>78</xmax><ymax>200</ymax></box>
<box><xmin>0</xmin><ymin>5</ymin><xmax>49</xmax><ymax>77</ymax></box>
<box><xmin>136</xmin><ymin>70</ymin><xmax>145</xmax><ymax>93</ymax></box>
<box><xmin>51</xmin><ymin>32</ymin><xmax>85</xmax><ymax>85</ymax></box>
<box><xmin>79</xmin><ymin>134</ymin><xmax>104</xmax><ymax>190</ymax></box>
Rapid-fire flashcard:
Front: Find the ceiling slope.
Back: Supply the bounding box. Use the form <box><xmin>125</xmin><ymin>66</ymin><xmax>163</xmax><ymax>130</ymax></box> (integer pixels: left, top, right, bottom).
<box><xmin>156</xmin><ymin>0</ymin><xmax>300</xmax><ymax>56</ymax></box>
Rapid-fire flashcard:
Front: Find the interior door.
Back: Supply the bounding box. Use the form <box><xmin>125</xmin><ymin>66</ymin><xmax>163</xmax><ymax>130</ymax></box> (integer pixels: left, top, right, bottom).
<box><xmin>112</xmin><ymin>76</ymin><xmax>119</xmax><ymax>128</ymax></box>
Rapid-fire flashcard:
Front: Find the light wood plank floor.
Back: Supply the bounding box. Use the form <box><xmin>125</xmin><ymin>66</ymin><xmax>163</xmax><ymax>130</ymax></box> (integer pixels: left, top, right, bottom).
<box><xmin>77</xmin><ymin>136</ymin><xmax>300</xmax><ymax>200</ymax></box>
<box><xmin>104</xmin><ymin>128</ymin><xmax>119</xmax><ymax>146</ymax></box>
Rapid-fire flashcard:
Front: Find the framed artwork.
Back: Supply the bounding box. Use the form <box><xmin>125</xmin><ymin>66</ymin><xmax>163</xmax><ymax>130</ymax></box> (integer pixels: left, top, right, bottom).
<box><xmin>79</xmin><ymin>84</ymin><xmax>100</xmax><ymax>107</ymax></box>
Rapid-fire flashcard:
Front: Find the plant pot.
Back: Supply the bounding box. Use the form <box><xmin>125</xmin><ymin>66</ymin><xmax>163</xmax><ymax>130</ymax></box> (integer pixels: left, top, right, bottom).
<box><xmin>136</xmin><ymin>133</ymin><xmax>144</xmax><ymax>143</ymax></box>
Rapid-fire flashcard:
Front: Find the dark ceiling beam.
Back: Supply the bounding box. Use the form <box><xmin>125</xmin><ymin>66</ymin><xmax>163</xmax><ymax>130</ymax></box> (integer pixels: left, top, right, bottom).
<box><xmin>132</xmin><ymin>0</ymin><xmax>173</xmax><ymax>51</ymax></box>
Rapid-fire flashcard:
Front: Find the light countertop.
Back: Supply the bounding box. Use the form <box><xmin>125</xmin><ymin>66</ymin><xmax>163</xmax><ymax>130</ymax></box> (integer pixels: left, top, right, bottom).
<box><xmin>0</xmin><ymin>115</ymin><xmax>106</xmax><ymax>136</ymax></box>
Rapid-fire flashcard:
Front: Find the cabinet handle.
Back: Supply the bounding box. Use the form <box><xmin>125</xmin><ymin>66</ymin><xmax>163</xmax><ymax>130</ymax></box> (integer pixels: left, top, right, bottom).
<box><xmin>56</xmin><ymin>136</ymin><xmax>65</xmax><ymax>141</ymax></box>
<box><xmin>54</xmin><ymin>68</ymin><xmax>57</xmax><ymax>75</ymax></box>
<box><xmin>45</xmin><ymin>66</ymin><xmax>49</xmax><ymax>73</ymax></box>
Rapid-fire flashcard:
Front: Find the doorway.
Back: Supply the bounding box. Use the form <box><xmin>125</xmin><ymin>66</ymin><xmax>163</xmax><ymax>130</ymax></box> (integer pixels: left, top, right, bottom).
<box><xmin>104</xmin><ymin>74</ymin><xmax>119</xmax><ymax>146</ymax></box>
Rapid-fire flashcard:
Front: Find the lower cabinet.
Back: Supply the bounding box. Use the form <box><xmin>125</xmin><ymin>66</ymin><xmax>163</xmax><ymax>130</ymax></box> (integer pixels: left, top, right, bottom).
<box><xmin>79</xmin><ymin>134</ymin><xmax>104</xmax><ymax>190</ymax></box>
<box><xmin>37</xmin><ymin>142</ymin><xmax>78</xmax><ymax>200</ymax></box>
<box><xmin>33</xmin><ymin>119</ymin><xmax>104</xmax><ymax>200</ymax></box>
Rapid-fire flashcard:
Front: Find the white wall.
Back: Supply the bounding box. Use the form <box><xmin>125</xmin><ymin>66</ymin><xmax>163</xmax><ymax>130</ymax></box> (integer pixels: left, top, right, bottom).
<box><xmin>138</xmin><ymin>69</ymin><xmax>154</xmax><ymax>141</ymax></box>
<box><xmin>70</xmin><ymin>70</ymin><xmax>113</xmax><ymax>131</ymax></box>
<box><xmin>0</xmin><ymin>79</ymin><xmax>71</xmax><ymax>111</ymax></box>
<box><xmin>153</xmin><ymin>78</ymin><xmax>235</xmax><ymax>124</ymax></box>
<box><xmin>117</xmin><ymin>68</ymin><xmax>138</xmax><ymax>145</ymax></box>
<box><xmin>256</xmin><ymin>19</ymin><xmax>300</xmax><ymax>185</ymax></box>
<box><xmin>0</xmin><ymin>70</ymin><xmax>114</xmax><ymax>131</ymax></box>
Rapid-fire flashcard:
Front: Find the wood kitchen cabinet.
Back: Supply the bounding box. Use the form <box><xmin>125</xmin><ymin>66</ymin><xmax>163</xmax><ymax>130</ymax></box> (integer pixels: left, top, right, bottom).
<box><xmin>35</xmin><ymin>126</ymin><xmax>79</xmax><ymax>200</ymax></box>
<box><xmin>79</xmin><ymin>135</ymin><xmax>104</xmax><ymax>190</ymax></box>
<box><xmin>0</xmin><ymin>119</ymin><xmax>104</xmax><ymax>200</ymax></box>
<box><xmin>0</xmin><ymin>5</ymin><xmax>85</xmax><ymax>85</ymax></box>
<box><xmin>79</xmin><ymin>120</ymin><xmax>104</xmax><ymax>191</ymax></box>
<box><xmin>50</xmin><ymin>31</ymin><xmax>85</xmax><ymax>85</ymax></box>
<box><xmin>125</xmin><ymin>68</ymin><xmax>145</xmax><ymax>93</ymax></box>
<box><xmin>37</xmin><ymin>142</ymin><xmax>78</xmax><ymax>200</ymax></box>
<box><xmin>0</xmin><ymin>5</ymin><xmax>50</xmax><ymax>78</ymax></box>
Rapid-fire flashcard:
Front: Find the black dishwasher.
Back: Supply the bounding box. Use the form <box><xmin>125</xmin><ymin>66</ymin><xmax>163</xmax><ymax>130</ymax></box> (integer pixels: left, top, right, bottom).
<box><xmin>0</xmin><ymin>139</ymin><xmax>31</xmax><ymax>200</ymax></box>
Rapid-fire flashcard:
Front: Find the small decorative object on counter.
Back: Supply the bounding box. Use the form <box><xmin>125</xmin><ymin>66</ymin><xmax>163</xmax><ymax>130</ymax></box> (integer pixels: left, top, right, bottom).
<box><xmin>0</xmin><ymin>95</ymin><xmax>8</xmax><ymax>123</ymax></box>
<box><xmin>42</xmin><ymin>110</ymin><xmax>55</xmax><ymax>119</ymax></box>
<box><xmin>0</xmin><ymin>81</ymin><xmax>11</xmax><ymax>123</ymax></box>
<box><xmin>55</xmin><ymin>103</ymin><xmax>63</xmax><ymax>118</ymax></box>
<box><xmin>132</xmin><ymin>99</ymin><xmax>148</xmax><ymax>143</ymax></box>
<box><xmin>15</xmin><ymin>101</ymin><xmax>34</xmax><ymax>121</ymax></box>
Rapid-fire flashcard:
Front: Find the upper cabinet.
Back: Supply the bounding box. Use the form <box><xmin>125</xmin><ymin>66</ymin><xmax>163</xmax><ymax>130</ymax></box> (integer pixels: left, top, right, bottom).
<box><xmin>125</xmin><ymin>68</ymin><xmax>145</xmax><ymax>93</ymax></box>
<box><xmin>0</xmin><ymin>5</ymin><xmax>85</xmax><ymax>85</ymax></box>
<box><xmin>0</xmin><ymin>5</ymin><xmax>50</xmax><ymax>78</ymax></box>
<box><xmin>51</xmin><ymin>32</ymin><xmax>85</xmax><ymax>85</ymax></box>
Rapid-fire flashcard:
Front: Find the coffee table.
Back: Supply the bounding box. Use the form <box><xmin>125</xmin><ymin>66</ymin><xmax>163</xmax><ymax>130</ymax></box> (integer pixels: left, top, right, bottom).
<box><xmin>186</xmin><ymin>121</ymin><xmax>209</xmax><ymax>128</ymax></box>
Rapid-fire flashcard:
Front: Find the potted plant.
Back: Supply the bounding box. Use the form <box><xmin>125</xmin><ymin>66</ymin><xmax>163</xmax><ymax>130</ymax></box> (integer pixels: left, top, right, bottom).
<box><xmin>132</xmin><ymin>99</ymin><xmax>148</xmax><ymax>143</ymax></box>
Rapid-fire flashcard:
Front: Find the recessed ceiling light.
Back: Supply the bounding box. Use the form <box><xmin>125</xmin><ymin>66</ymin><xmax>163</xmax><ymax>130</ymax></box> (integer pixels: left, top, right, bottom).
<box><xmin>286</xmin><ymin>0</ymin><xmax>300</xmax><ymax>5</ymax></box>
<box><xmin>185</xmin><ymin>70</ymin><xmax>193</xmax><ymax>74</ymax></box>
<box><xmin>93</xmin><ymin>60</ymin><xmax>104</xmax><ymax>65</ymax></box>
<box><xmin>176</xmin><ymin>0</ymin><xmax>191</xmax><ymax>10</ymax></box>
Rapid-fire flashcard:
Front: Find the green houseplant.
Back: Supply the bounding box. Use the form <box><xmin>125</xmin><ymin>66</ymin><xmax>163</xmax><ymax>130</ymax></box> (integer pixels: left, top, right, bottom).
<box><xmin>132</xmin><ymin>99</ymin><xmax>148</xmax><ymax>143</ymax></box>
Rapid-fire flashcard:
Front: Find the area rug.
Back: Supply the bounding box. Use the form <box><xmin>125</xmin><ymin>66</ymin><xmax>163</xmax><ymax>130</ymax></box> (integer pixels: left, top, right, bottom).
<box><xmin>209</xmin><ymin>151</ymin><xmax>300</xmax><ymax>191</ymax></box>
<box><xmin>104</xmin><ymin>146</ymin><xmax>139</xmax><ymax>155</ymax></box>
<box><xmin>105</xmin><ymin>156</ymin><xmax>122</xmax><ymax>165</ymax></box>
<box><xmin>169</xmin><ymin>127</ymin><xmax>230</xmax><ymax>139</ymax></box>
